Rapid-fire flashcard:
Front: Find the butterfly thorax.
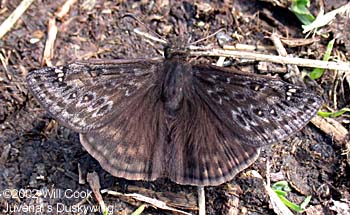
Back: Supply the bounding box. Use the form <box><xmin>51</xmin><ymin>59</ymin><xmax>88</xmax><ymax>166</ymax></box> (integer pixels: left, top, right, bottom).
<box><xmin>161</xmin><ymin>59</ymin><xmax>192</xmax><ymax>116</ymax></box>
<box><xmin>164</xmin><ymin>46</ymin><xmax>189</xmax><ymax>59</ymax></box>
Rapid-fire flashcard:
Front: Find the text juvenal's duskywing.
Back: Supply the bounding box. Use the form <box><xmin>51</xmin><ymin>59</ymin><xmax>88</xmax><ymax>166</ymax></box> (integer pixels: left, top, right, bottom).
<box><xmin>26</xmin><ymin>41</ymin><xmax>322</xmax><ymax>186</ymax></box>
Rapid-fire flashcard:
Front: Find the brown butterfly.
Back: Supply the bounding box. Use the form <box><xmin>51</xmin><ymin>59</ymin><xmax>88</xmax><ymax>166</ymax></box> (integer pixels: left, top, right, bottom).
<box><xmin>26</xmin><ymin>41</ymin><xmax>322</xmax><ymax>186</ymax></box>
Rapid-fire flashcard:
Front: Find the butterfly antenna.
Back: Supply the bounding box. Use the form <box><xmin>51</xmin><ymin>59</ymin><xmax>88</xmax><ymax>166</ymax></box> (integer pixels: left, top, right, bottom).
<box><xmin>121</xmin><ymin>13</ymin><xmax>167</xmax><ymax>45</ymax></box>
<box><xmin>190</xmin><ymin>28</ymin><xmax>226</xmax><ymax>45</ymax></box>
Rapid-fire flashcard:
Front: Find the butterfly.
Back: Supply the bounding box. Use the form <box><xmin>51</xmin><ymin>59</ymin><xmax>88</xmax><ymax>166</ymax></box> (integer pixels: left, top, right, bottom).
<box><xmin>26</xmin><ymin>40</ymin><xmax>322</xmax><ymax>186</ymax></box>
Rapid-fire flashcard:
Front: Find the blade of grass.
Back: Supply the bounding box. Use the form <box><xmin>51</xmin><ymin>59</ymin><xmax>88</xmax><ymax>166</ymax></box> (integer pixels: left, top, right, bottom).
<box><xmin>300</xmin><ymin>196</ymin><xmax>312</xmax><ymax>209</ymax></box>
<box><xmin>277</xmin><ymin>194</ymin><xmax>308</xmax><ymax>212</ymax></box>
<box><xmin>309</xmin><ymin>38</ymin><xmax>335</xmax><ymax>80</ymax></box>
<box><xmin>318</xmin><ymin>108</ymin><xmax>350</xmax><ymax>118</ymax></box>
<box><xmin>131</xmin><ymin>204</ymin><xmax>146</xmax><ymax>215</ymax></box>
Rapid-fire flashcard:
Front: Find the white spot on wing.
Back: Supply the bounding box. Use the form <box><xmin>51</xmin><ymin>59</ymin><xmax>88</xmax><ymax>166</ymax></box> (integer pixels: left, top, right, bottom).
<box><xmin>288</xmin><ymin>88</ymin><xmax>297</xmax><ymax>93</ymax></box>
<box><xmin>54</xmin><ymin>68</ymin><xmax>63</xmax><ymax>73</ymax></box>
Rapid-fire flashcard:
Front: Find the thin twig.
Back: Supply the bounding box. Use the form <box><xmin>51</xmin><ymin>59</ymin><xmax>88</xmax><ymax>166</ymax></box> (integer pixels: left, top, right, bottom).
<box><xmin>133</xmin><ymin>28</ymin><xmax>167</xmax><ymax>44</ymax></box>
<box><xmin>123</xmin><ymin>13</ymin><xmax>167</xmax><ymax>44</ymax></box>
<box><xmin>190</xmin><ymin>28</ymin><xmax>226</xmax><ymax>45</ymax></box>
<box><xmin>197</xmin><ymin>186</ymin><xmax>206</xmax><ymax>215</ymax></box>
<box><xmin>0</xmin><ymin>0</ymin><xmax>35</xmax><ymax>39</ymax></box>
<box><xmin>42</xmin><ymin>18</ymin><xmax>58</xmax><ymax>66</ymax></box>
<box><xmin>270</xmin><ymin>33</ymin><xmax>302</xmax><ymax>82</ymax></box>
<box><xmin>0</xmin><ymin>50</ymin><xmax>11</xmax><ymax>81</ymax></box>
<box><xmin>104</xmin><ymin>189</ymin><xmax>192</xmax><ymax>215</ymax></box>
<box><xmin>271</xmin><ymin>33</ymin><xmax>288</xmax><ymax>57</ymax></box>
<box><xmin>55</xmin><ymin>0</ymin><xmax>78</xmax><ymax>19</ymax></box>
<box><xmin>223</xmin><ymin>44</ymin><xmax>276</xmax><ymax>51</ymax></box>
<box><xmin>311</xmin><ymin>115</ymin><xmax>349</xmax><ymax>143</ymax></box>
<box><xmin>190</xmin><ymin>49</ymin><xmax>350</xmax><ymax>71</ymax></box>
<box><xmin>87</xmin><ymin>172</ymin><xmax>107</xmax><ymax>213</ymax></box>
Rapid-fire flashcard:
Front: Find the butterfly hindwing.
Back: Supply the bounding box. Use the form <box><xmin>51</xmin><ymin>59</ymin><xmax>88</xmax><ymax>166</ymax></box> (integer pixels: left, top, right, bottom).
<box><xmin>164</xmin><ymin>84</ymin><xmax>261</xmax><ymax>185</ymax></box>
<box><xmin>79</xmin><ymin>81</ymin><xmax>167</xmax><ymax>181</ymax></box>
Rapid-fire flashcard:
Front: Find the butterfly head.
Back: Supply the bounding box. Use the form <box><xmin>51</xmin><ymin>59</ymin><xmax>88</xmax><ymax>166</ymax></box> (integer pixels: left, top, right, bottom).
<box><xmin>164</xmin><ymin>38</ymin><xmax>190</xmax><ymax>60</ymax></box>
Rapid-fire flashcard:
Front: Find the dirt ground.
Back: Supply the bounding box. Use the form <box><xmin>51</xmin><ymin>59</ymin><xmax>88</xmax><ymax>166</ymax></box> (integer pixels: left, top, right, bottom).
<box><xmin>0</xmin><ymin>0</ymin><xmax>350</xmax><ymax>214</ymax></box>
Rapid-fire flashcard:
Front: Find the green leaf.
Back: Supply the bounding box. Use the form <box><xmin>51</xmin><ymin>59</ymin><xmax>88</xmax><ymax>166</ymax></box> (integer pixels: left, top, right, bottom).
<box><xmin>309</xmin><ymin>38</ymin><xmax>335</xmax><ymax>80</ymax></box>
<box><xmin>103</xmin><ymin>209</ymin><xmax>109</xmax><ymax>215</ymax></box>
<box><xmin>300</xmin><ymin>195</ymin><xmax>312</xmax><ymax>209</ymax></box>
<box><xmin>131</xmin><ymin>204</ymin><xmax>146</xmax><ymax>215</ymax></box>
<box><xmin>290</xmin><ymin>0</ymin><xmax>315</xmax><ymax>25</ymax></box>
<box><xmin>272</xmin><ymin>181</ymin><xmax>312</xmax><ymax>212</ymax></box>
<box><xmin>309</xmin><ymin>68</ymin><xmax>324</xmax><ymax>80</ymax></box>
<box><xmin>272</xmin><ymin>181</ymin><xmax>292</xmax><ymax>192</ymax></box>
<box><xmin>318</xmin><ymin>108</ymin><xmax>350</xmax><ymax>118</ymax></box>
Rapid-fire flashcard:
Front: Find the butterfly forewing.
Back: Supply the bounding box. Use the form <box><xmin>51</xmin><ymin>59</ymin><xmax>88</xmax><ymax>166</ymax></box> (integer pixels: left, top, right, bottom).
<box><xmin>192</xmin><ymin>64</ymin><xmax>322</xmax><ymax>147</ymax></box>
<box><xmin>27</xmin><ymin>59</ymin><xmax>162</xmax><ymax>132</ymax></box>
